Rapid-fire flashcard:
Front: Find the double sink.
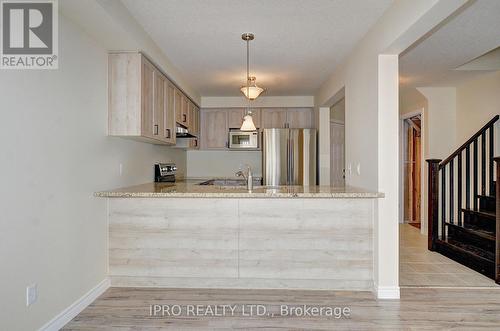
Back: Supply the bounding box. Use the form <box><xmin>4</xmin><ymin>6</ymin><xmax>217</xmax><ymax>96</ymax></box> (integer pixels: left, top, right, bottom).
<box><xmin>198</xmin><ymin>178</ymin><xmax>263</xmax><ymax>187</ymax></box>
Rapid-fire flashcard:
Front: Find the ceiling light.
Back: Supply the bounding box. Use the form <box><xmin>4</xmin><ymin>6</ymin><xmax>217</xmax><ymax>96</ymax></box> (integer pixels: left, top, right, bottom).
<box><xmin>240</xmin><ymin>33</ymin><xmax>265</xmax><ymax>100</ymax></box>
<box><xmin>240</xmin><ymin>77</ymin><xmax>264</xmax><ymax>100</ymax></box>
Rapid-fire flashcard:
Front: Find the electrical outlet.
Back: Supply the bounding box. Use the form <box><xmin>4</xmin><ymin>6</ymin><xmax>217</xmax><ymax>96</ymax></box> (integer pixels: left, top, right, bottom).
<box><xmin>119</xmin><ymin>163</ymin><xmax>123</xmax><ymax>176</ymax></box>
<box><xmin>26</xmin><ymin>284</ymin><xmax>37</xmax><ymax>306</ymax></box>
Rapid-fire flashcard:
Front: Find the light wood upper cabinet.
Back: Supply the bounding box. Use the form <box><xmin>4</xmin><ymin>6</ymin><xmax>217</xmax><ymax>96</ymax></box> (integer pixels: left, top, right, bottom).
<box><xmin>193</xmin><ymin>106</ymin><xmax>200</xmax><ymax>136</ymax></box>
<box><xmin>174</xmin><ymin>88</ymin><xmax>183</xmax><ymax>124</ymax></box>
<box><xmin>286</xmin><ymin>108</ymin><xmax>313</xmax><ymax>128</ymax></box>
<box><xmin>187</xmin><ymin>102</ymin><xmax>195</xmax><ymax>131</ymax></box>
<box><xmin>164</xmin><ymin>83</ymin><xmax>176</xmax><ymax>144</ymax></box>
<box><xmin>260</xmin><ymin>108</ymin><xmax>312</xmax><ymax>129</ymax></box>
<box><xmin>108</xmin><ymin>52</ymin><xmax>192</xmax><ymax>145</ymax></box>
<box><xmin>227</xmin><ymin>108</ymin><xmax>245</xmax><ymax>129</ymax></box>
<box><xmin>153</xmin><ymin>67</ymin><xmax>166</xmax><ymax>139</ymax></box>
<box><xmin>201</xmin><ymin>109</ymin><xmax>228</xmax><ymax>149</ymax></box>
<box><xmin>227</xmin><ymin>108</ymin><xmax>261</xmax><ymax>129</ymax></box>
<box><xmin>141</xmin><ymin>58</ymin><xmax>156</xmax><ymax>139</ymax></box>
<box><xmin>261</xmin><ymin>108</ymin><xmax>288</xmax><ymax>128</ymax></box>
<box><xmin>179</xmin><ymin>95</ymin><xmax>189</xmax><ymax>126</ymax></box>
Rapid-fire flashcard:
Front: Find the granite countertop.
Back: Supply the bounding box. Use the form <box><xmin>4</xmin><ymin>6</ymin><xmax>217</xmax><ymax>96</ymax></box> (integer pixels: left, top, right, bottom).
<box><xmin>95</xmin><ymin>179</ymin><xmax>384</xmax><ymax>199</ymax></box>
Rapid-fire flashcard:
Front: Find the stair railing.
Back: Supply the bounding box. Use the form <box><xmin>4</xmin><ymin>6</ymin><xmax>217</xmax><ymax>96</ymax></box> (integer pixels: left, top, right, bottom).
<box><xmin>427</xmin><ymin>115</ymin><xmax>499</xmax><ymax>281</ymax></box>
<box><xmin>495</xmin><ymin>157</ymin><xmax>500</xmax><ymax>284</ymax></box>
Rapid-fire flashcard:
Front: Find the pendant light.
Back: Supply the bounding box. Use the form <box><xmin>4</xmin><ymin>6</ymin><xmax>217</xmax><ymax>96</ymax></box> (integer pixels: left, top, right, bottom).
<box><xmin>240</xmin><ymin>33</ymin><xmax>265</xmax><ymax>100</ymax></box>
<box><xmin>240</xmin><ymin>33</ymin><xmax>262</xmax><ymax>131</ymax></box>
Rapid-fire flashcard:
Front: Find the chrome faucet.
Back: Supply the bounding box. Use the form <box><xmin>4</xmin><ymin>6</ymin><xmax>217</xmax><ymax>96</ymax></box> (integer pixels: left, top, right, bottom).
<box><xmin>235</xmin><ymin>170</ymin><xmax>247</xmax><ymax>181</ymax></box>
<box><xmin>236</xmin><ymin>165</ymin><xmax>253</xmax><ymax>190</ymax></box>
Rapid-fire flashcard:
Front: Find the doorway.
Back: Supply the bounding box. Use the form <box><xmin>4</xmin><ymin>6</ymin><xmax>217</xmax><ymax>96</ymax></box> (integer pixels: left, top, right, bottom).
<box><xmin>330</xmin><ymin>98</ymin><xmax>345</xmax><ymax>187</ymax></box>
<box><xmin>402</xmin><ymin>114</ymin><xmax>422</xmax><ymax>228</ymax></box>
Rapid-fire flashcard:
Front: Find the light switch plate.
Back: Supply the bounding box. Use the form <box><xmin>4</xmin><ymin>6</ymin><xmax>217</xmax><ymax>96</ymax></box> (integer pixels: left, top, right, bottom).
<box><xmin>26</xmin><ymin>283</ymin><xmax>37</xmax><ymax>306</ymax></box>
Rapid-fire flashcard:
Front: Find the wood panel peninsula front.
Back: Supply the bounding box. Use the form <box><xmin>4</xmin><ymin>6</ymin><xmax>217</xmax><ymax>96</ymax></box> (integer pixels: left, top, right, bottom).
<box><xmin>96</xmin><ymin>181</ymin><xmax>383</xmax><ymax>291</ymax></box>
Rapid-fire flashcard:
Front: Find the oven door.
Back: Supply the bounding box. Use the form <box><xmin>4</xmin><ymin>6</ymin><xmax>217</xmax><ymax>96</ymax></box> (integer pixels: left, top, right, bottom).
<box><xmin>229</xmin><ymin>131</ymin><xmax>259</xmax><ymax>149</ymax></box>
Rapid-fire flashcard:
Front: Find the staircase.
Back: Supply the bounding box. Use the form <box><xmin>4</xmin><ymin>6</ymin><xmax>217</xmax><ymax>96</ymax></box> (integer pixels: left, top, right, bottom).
<box><xmin>427</xmin><ymin>115</ymin><xmax>499</xmax><ymax>284</ymax></box>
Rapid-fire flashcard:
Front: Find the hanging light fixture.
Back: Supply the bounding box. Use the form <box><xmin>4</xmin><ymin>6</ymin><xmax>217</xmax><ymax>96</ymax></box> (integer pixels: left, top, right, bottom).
<box><xmin>240</xmin><ymin>77</ymin><xmax>264</xmax><ymax>100</ymax></box>
<box><xmin>240</xmin><ymin>33</ymin><xmax>265</xmax><ymax>100</ymax></box>
<box><xmin>239</xmin><ymin>33</ymin><xmax>263</xmax><ymax>131</ymax></box>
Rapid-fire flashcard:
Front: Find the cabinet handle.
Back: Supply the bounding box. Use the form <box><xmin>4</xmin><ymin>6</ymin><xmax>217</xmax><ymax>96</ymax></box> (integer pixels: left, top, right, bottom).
<box><xmin>166</xmin><ymin>128</ymin><xmax>171</xmax><ymax>139</ymax></box>
<box><xmin>183</xmin><ymin>114</ymin><xmax>187</xmax><ymax>122</ymax></box>
<box><xmin>154</xmin><ymin>124</ymin><xmax>159</xmax><ymax>135</ymax></box>
<box><xmin>194</xmin><ymin>139</ymin><xmax>198</xmax><ymax>147</ymax></box>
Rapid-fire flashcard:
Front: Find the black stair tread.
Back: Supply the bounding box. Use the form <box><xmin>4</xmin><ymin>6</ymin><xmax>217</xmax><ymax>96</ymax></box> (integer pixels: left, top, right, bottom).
<box><xmin>441</xmin><ymin>238</ymin><xmax>495</xmax><ymax>262</ymax></box>
<box><xmin>477</xmin><ymin>194</ymin><xmax>495</xmax><ymax>199</ymax></box>
<box><xmin>461</xmin><ymin>208</ymin><xmax>496</xmax><ymax>220</ymax></box>
<box><xmin>445</xmin><ymin>223</ymin><xmax>495</xmax><ymax>241</ymax></box>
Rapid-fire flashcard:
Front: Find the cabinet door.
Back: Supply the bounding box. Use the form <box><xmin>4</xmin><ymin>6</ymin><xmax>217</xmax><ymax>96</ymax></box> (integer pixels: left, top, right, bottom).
<box><xmin>174</xmin><ymin>88</ymin><xmax>183</xmax><ymax>124</ymax></box>
<box><xmin>286</xmin><ymin>108</ymin><xmax>312</xmax><ymax>128</ymax></box>
<box><xmin>164</xmin><ymin>82</ymin><xmax>176</xmax><ymax>145</ymax></box>
<box><xmin>227</xmin><ymin>108</ymin><xmax>245</xmax><ymax>129</ymax></box>
<box><xmin>188</xmin><ymin>102</ymin><xmax>195</xmax><ymax>131</ymax></box>
<box><xmin>141</xmin><ymin>58</ymin><xmax>156</xmax><ymax>138</ymax></box>
<box><xmin>249</xmin><ymin>109</ymin><xmax>261</xmax><ymax>129</ymax></box>
<box><xmin>193</xmin><ymin>106</ymin><xmax>200</xmax><ymax>136</ymax></box>
<box><xmin>261</xmin><ymin>108</ymin><xmax>287</xmax><ymax>129</ymax></box>
<box><xmin>201</xmin><ymin>109</ymin><xmax>228</xmax><ymax>149</ymax></box>
<box><xmin>189</xmin><ymin>137</ymin><xmax>200</xmax><ymax>149</ymax></box>
<box><xmin>180</xmin><ymin>96</ymin><xmax>189</xmax><ymax>126</ymax></box>
<box><xmin>153</xmin><ymin>69</ymin><xmax>165</xmax><ymax>141</ymax></box>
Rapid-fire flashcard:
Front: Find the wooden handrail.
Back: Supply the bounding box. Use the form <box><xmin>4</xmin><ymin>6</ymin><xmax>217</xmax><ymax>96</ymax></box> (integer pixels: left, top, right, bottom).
<box><xmin>439</xmin><ymin>115</ymin><xmax>499</xmax><ymax>169</ymax></box>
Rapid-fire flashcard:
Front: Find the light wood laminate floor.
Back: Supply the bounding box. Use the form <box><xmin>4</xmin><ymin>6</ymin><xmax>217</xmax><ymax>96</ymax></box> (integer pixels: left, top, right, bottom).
<box><xmin>399</xmin><ymin>224</ymin><xmax>497</xmax><ymax>287</ymax></box>
<box><xmin>63</xmin><ymin>287</ymin><xmax>500</xmax><ymax>330</ymax></box>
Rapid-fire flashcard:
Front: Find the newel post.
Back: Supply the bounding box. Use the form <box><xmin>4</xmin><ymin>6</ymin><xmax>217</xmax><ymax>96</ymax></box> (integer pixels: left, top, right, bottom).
<box><xmin>427</xmin><ymin>159</ymin><xmax>441</xmax><ymax>251</ymax></box>
<box><xmin>494</xmin><ymin>157</ymin><xmax>500</xmax><ymax>284</ymax></box>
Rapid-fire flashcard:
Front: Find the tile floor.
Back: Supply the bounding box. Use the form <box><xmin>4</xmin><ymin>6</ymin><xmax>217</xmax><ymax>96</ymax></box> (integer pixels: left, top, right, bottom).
<box><xmin>399</xmin><ymin>224</ymin><xmax>498</xmax><ymax>287</ymax></box>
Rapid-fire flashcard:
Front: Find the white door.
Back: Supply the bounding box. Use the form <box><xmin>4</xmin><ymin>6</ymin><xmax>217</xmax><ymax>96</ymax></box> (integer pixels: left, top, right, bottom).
<box><xmin>330</xmin><ymin>121</ymin><xmax>345</xmax><ymax>187</ymax></box>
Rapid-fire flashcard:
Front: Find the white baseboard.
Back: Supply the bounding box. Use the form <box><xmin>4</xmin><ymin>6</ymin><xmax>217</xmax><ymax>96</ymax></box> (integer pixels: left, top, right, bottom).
<box><xmin>39</xmin><ymin>278</ymin><xmax>110</xmax><ymax>331</ymax></box>
<box><xmin>373</xmin><ymin>285</ymin><xmax>400</xmax><ymax>299</ymax></box>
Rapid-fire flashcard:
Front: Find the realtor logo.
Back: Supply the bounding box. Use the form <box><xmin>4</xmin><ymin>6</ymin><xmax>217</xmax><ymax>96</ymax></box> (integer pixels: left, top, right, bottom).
<box><xmin>1</xmin><ymin>0</ymin><xmax>58</xmax><ymax>69</ymax></box>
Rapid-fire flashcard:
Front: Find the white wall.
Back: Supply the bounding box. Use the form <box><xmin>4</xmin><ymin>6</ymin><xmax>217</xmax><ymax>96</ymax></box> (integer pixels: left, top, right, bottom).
<box><xmin>456</xmin><ymin>71</ymin><xmax>500</xmax><ymax>145</ymax></box>
<box><xmin>400</xmin><ymin>88</ymin><xmax>427</xmax><ymax>116</ymax></box>
<box><xmin>330</xmin><ymin>98</ymin><xmax>345</xmax><ymax>123</ymax></box>
<box><xmin>187</xmin><ymin>151</ymin><xmax>262</xmax><ymax>178</ymax></box>
<box><xmin>418</xmin><ymin>87</ymin><xmax>457</xmax><ymax>159</ymax></box>
<box><xmin>0</xmin><ymin>15</ymin><xmax>186</xmax><ymax>331</ymax></box>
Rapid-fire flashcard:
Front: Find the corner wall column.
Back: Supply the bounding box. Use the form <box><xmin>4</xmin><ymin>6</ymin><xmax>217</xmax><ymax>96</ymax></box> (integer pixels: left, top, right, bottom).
<box><xmin>376</xmin><ymin>54</ymin><xmax>400</xmax><ymax>299</ymax></box>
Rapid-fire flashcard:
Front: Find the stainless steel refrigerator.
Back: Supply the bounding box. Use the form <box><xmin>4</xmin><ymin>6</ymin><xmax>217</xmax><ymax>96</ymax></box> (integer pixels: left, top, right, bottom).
<box><xmin>262</xmin><ymin>128</ymin><xmax>317</xmax><ymax>186</ymax></box>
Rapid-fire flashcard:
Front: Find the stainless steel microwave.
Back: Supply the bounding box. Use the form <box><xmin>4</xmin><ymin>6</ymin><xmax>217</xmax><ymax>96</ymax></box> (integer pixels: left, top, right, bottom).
<box><xmin>228</xmin><ymin>130</ymin><xmax>259</xmax><ymax>150</ymax></box>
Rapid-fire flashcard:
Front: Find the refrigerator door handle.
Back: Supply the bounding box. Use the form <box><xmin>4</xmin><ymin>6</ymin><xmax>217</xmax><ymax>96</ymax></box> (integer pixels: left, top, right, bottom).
<box><xmin>286</xmin><ymin>138</ymin><xmax>291</xmax><ymax>185</ymax></box>
<box><xmin>289</xmin><ymin>138</ymin><xmax>294</xmax><ymax>185</ymax></box>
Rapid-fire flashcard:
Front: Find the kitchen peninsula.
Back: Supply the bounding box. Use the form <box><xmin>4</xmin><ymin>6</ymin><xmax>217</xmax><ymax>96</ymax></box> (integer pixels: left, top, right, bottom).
<box><xmin>96</xmin><ymin>181</ymin><xmax>382</xmax><ymax>291</ymax></box>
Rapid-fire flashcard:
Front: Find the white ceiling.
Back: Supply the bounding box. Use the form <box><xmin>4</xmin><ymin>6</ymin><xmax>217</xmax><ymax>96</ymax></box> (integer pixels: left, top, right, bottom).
<box><xmin>400</xmin><ymin>0</ymin><xmax>500</xmax><ymax>89</ymax></box>
<box><xmin>121</xmin><ymin>0</ymin><xmax>393</xmax><ymax>97</ymax></box>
